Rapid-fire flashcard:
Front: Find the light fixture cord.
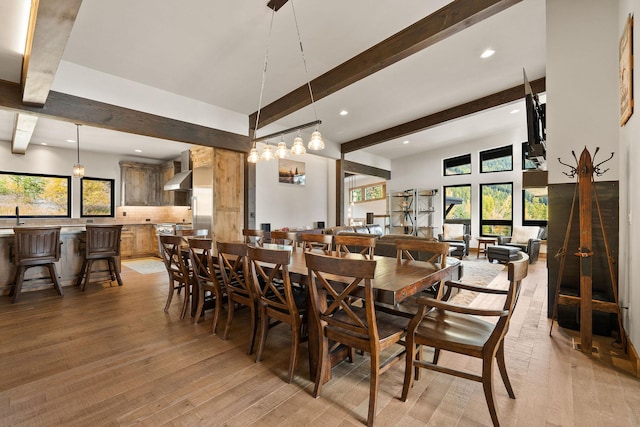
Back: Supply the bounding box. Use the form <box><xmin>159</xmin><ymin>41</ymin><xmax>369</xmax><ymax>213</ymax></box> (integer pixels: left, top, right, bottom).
<box><xmin>291</xmin><ymin>0</ymin><xmax>318</xmax><ymax>121</ymax></box>
<box><xmin>253</xmin><ymin>6</ymin><xmax>276</xmax><ymax>141</ymax></box>
<box><xmin>76</xmin><ymin>124</ymin><xmax>80</xmax><ymax>163</ymax></box>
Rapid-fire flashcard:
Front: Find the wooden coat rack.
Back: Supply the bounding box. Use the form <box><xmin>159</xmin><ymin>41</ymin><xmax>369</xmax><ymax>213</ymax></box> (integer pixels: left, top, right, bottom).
<box><xmin>550</xmin><ymin>147</ymin><xmax>626</xmax><ymax>354</ymax></box>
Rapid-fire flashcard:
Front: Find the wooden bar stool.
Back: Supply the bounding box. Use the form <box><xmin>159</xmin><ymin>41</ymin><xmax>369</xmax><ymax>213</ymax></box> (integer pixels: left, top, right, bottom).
<box><xmin>76</xmin><ymin>225</ymin><xmax>123</xmax><ymax>291</ymax></box>
<box><xmin>11</xmin><ymin>226</ymin><xmax>64</xmax><ymax>303</ymax></box>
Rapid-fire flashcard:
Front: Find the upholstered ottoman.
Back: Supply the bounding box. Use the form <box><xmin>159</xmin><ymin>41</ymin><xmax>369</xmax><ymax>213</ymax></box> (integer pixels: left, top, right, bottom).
<box><xmin>487</xmin><ymin>245</ymin><xmax>520</xmax><ymax>264</ymax></box>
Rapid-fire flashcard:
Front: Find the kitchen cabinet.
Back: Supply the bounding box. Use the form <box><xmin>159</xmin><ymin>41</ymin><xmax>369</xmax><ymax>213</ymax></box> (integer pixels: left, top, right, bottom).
<box><xmin>120</xmin><ymin>225</ymin><xmax>156</xmax><ymax>258</ymax></box>
<box><xmin>120</xmin><ymin>161</ymin><xmax>161</xmax><ymax>206</ymax></box>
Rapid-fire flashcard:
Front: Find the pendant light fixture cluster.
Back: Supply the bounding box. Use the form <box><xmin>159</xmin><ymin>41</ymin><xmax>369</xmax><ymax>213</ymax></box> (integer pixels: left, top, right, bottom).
<box><xmin>247</xmin><ymin>0</ymin><xmax>324</xmax><ymax>164</ymax></box>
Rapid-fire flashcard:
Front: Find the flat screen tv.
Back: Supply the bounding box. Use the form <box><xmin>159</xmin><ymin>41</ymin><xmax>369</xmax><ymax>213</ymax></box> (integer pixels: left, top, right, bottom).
<box><xmin>523</xmin><ymin>69</ymin><xmax>546</xmax><ymax>167</ymax></box>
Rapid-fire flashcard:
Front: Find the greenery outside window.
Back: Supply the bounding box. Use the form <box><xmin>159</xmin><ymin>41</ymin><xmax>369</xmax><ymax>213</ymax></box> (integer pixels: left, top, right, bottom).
<box><xmin>81</xmin><ymin>177</ymin><xmax>115</xmax><ymax>217</ymax></box>
<box><xmin>522</xmin><ymin>187</ymin><xmax>548</xmax><ymax>227</ymax></box>
<box><xmin>350</xmin><ymin>182</ymin><xmax>386</xmax><ymax>203</ymax></box>
<box><xmin>443</xmin><ymin>154</ymin><xmax>471</xmax><ymax>175</ymax></box>
<box><xmin>522</xmin><ymin>142</ymin><xmax>538</xmax><ymax>170</ymax></box>
<box><xmin>480</xmin><ymin>182</ymin><xmax>513</xmax><ymax>236</ymax></box>
<box><xmin>480</xmin><ymin>145</ymin><xmax>513</xmax><ymax>173</ymax></box>
<box><xmin>0</xmin><ymin>171</ymin><xmax>71</xmax><ymax>218</ymax></box>
<box><xmin>443</xmin><ymin>184</ymin><xmax>471</xmax><ymax>232</ymax></box>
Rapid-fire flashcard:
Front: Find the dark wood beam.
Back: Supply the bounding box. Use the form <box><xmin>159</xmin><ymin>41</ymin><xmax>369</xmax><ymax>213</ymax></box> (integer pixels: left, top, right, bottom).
<box><xmin>341</xmin><ymin>77</ymin><xmax>546</xmax><ymax>154</ymax></box>
<box><xmin>22</xmin><ymin>0</ymin><xmax>82</xmax><ymax>106</ymax></box>
<box><xmin>342</xmin><ymin>160</ymin><xmax>391</xmax><ymax>180</ymax></box>
<box><xmin>0</xmin><ymin>81</ymin><xmax>250</xmax><ymax>152</ymax></box>
<box><xmin>266</xmin><ymin>0</ymin><xmax>289</xmax><ymax>12</ymax></box>
<box><xmin>250</xmin><ymin>0</ymin><xmax>522</xmax><ymax>129</ymax></box>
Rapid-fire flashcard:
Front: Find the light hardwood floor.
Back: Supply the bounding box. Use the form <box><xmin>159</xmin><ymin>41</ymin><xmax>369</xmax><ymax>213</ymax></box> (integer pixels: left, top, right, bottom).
<box><xmin>0</xmin><ymin>258</ymin><xmax>638</xmax><ymax>426</ymax></box>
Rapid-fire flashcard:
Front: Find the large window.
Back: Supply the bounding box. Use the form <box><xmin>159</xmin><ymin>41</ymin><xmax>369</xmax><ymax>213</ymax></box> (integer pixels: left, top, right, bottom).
<box><xmin>443</xmin><ymin>184</ymin><xmax>471</xmax><ymax>230</ymax></box>
<box><xmin>0</xmin><ymin>172</ymin><xmax>71</xmax><ymax>218</ymax></box>
<box><xmin>480</xmin><ymin>182</ymin><xmax>513</xmax><ymax>236</ymax></box>
<box><xmin>480</xmin><ymin>145</ymin><xmax>513</xmax><ymax>173</ymax></box>
<box><xmin>443</xmin><ymin>154</ymin><xmax>471</xmax><ymax>176</ymax></box>
<box><xmin>81</xmin><ymin>177</ymin><xmax>115</xmax><ymax>217</ymax></box>
<box><xmin>523</xmin><ymin>187</ymin><xmax>548</xmax><ymax>227</ymax></box>
<box><xmin>350</xmin><ymin>182</ymin><xmax>386</xmax><ymax>203</ymax></box>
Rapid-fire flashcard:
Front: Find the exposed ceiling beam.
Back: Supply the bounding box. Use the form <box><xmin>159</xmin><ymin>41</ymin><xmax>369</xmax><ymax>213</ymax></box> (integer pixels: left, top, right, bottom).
<box><xmin>250</xmin><ymin>0</ymin><xmax>523</xmax><ymax>130</ymax></box>
<box><xmin>341</xmin><ymin>77</ymin><xmax>546</xmax><ymax>154</ymax></box>
<box><xmin>21</xmin><ymin>0</ymin><xmax>82</xmax><ymax>106</ymax></box>
<box><xmin>11</xmin><ymin>113</ymin><xmax>39</xmax><ymax>154</ymax></box>
<box><xmin>0</xmin><ymin>81</ymin><xmax>250</xmax><ymax>152</ymax></box>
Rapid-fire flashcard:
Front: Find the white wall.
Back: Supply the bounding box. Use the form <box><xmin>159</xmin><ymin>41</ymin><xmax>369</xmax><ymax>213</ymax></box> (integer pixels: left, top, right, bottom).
<box><xmin>254</xmin><ymin>144</ymin><xmax>331</xmax><ymax>230</ymax></box>
<box><xmin>345</xmin><ymin>175</ymin><xmax>387</xmax><ymax>225</ymax></box>
<box><xmin>617</xmin><ymin>0</ymin><xmax>640</xmax><ymax>360</ymax></box>
<box><xmin>389</xmin><ymin>128</ymin><xmax>527</xmax><ymax>244</ymax></box>
<box><xmin>0</xmin><ymin>140</ymin><xmax>168</xmax><ymax>217</ymax></box>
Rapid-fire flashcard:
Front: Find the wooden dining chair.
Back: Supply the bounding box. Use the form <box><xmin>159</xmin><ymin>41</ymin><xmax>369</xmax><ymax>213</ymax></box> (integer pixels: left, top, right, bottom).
<box><xmin>243</xmin><ymin>229</ymin><xmax>265</xmax><ymax>246</ymax></box>
<box><xmin>217</xmin><ymin>241</ymin><xmax>258</xmax><ymax>354</ymax></box>
<box><xmin>269</xmin><ymin>230</ymin><xmax>298</xmax><ymax>250</ymax></box>
<box><xmin>401</xmin><ymin>253</ymin><xmax>529</xmax><ymax>427</ymax></box>
<box><xmin>159</xmin><ymin>235</ymin><xmax>191</xmax><ymax>319</ymax></box>
<box><xmin>334</xmin><ymin>234</ymin><xmax>376</xmax><ymax>259</ymax></box>
<box><xmin>188</xmin><ymin>238</ymin><xmax>225</xmax><ymax>332</ymax></box>
<box><xmin>305</xmin><ymin>252</ymin><xmax>409</xmax><ymax>427</ymax></box>
<box><xmin>301</xmin><ymin>233</ymin><xmax>333</xmax><ymax>253</ymax></box>
<box><xmin>248</xmin><ymin>245</ymin><xmax>307</xmax><ymax>383</ymax></box>
<box><xmin>396</xmin><ymin>239</ymin><xmax>450</xmax><ymax>299</ymax></box>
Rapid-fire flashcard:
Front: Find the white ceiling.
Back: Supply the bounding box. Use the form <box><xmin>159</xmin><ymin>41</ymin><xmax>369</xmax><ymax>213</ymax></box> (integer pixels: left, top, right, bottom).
<box><xmin>0</xmin><ymin>0</ymin><xmax>545</xmax><ymax>162</ymax></box>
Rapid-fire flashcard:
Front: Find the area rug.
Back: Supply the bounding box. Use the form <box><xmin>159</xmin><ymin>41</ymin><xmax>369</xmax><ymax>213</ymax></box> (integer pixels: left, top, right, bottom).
<box><xmin>122</xmin><ymin>258</ymin><xmax>166</xmax><ymax>275</ymax></box>
<box><xmin>449</xmin><ymin>258</ymin><xmax>506</xmax><ymax>305</ymax></box>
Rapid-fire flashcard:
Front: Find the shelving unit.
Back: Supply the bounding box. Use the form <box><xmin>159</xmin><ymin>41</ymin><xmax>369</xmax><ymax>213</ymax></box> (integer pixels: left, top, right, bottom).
<box><xmin>387</xmin><ymin>188</ymin><xmax>437</xmax><ymax>237</ymax></box>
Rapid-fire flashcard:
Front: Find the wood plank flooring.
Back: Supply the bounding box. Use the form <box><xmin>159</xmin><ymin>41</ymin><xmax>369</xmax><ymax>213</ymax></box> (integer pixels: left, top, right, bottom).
<box><xmin>0</xmin><ymin>258</ymin><xmax>638</xmax><ymax>426</ymax></box>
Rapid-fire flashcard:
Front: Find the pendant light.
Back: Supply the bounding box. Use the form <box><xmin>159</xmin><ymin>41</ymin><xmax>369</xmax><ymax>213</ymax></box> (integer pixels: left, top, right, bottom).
<box><xmin>72</xmin><ymin>124</ymin><xmax>84</xmax><ymax>178</ymax></box>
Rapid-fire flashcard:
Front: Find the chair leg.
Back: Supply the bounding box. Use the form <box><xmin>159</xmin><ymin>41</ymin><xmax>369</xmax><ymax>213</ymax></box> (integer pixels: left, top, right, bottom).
<box><xmin>313</xmin><ymin>335</ymin><xmax>328</xmax><ymax>398</ymax></box>
<box><xmin>11</xmin><ymin>266</ymin><xmax>25</xmax><ymax>303</ymax></box>
<box><xmin>287</xmin><ymin>323</ymin><xmax>300</xmax><ymax>383</ymax></box>
<box><xmin>223</xmin><ymin>296</ymin><xmax>235</xmax><ymax>340</ymax></box>
<box><xmin>414</xmin><ymin>344</ymin><xmax>423</xmax><ymax>381</ymax></box>
<box><xmin>211</xmin><ymin>288</ymin><xmax>222</xmax><ymax>335</ymax></box>
<box><xmin>111</xmin><ymin>257</ymin><xmax>123</xmax><ymax>286</ymax></box>
<box><xmin>47</xmin><ymin>263</ymin><xmax>63</xmax><ymax>296</ymax></box>
<box><xmin>76</xmin><ymin>259</ymin><xmax>88</xmax><ymax>287</ymax></box>
<box><xmin>82</xmin><ymin>260</ymin><xmax>94</xmax><ymax>291</ymax></box>
<box><xmin>255</xmin><ymin>306</ymin><xmax>269</xmax><ymax>363</ymax></box>
<box><xmin>496</xmin><ymin>341</ymin><xmax>515</xmax><ymax>399</ymax></box>
<box><xmin>482</xmin><ymin>356</ymin><xmax>500</xmax><ymax>427</ymax></box>
<box><xmin>401</xmin><ymin>337</ymin><xmax>416</xmax><ymax>401</ymax></box>
<box><xmin>367</xmin><ymin>351</ymin><xmax>380</xmax><ymax>427</ymax></box>
<box><xmin>164</xmin><ymin>278</ymin><xmax>175</xmax><ymax>312</ymax></box>
<box><xmin>247</xmin><ymin>303</ymin><xmax>258</xmax><ymax>355</ymax></box>
<box><xmin>193</xmin><ymin>286</ymin><xmax>205</xmax><ymax>325</ymax></box>
<box><xmin>180</xmin><ymin>280</ymin><xmax>190</xmax><ymax>320</ymax></box>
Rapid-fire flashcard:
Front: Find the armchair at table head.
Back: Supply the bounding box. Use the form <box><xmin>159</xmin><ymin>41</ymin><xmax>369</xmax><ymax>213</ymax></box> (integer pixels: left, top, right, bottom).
<box><xmin>497</xmin><ymin>226</ymin><xmax>544</xmax><ymax>264</ymax></box>
<box><xmin>437</xmin><ymin>223</ymin><xmax>470</xmax><ymax>258</ymax></box>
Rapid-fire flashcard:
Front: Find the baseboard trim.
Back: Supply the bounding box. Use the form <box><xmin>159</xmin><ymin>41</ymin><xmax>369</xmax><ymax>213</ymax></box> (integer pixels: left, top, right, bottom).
<box><xmin>628</xmin><ymin>337</ymin><xmax>640</xmax><ymax>378</ymax></box>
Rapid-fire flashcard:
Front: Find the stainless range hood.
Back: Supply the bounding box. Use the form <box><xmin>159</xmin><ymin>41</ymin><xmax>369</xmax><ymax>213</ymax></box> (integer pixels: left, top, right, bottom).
<box><xmin>164</xmin><ymin>150</ymin><xmax>192</xmax><ymax>191</ymax></box>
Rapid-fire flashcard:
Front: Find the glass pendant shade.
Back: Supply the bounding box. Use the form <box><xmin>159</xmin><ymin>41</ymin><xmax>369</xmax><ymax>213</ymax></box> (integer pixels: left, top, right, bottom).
<box><xmin>307</xmin><ymin>127</ymin><xmax>324</xmax><ymax>150</ymax></box>
<box><xmin>73</xmin><ymin>163</ymin><xmax>85</xmax><ymax>178</ymax></box>
<box><xmin>260</xmin><ymin>144</ymin><xmax>274</xmax><ymax>161</ymax></box>
<box><xmin>291</xmin><ymin>134</ymin><xmax>306</xmax><ymax>155</ymax></box>
<box><xmin>247</xmin><ymin>146</ymin><xmax>260</xmax><ymax>163</ymax></box>
<box><xmin>275</xmin><ymin>140</ymin><xmax>290</xmax><ymax>159</ymax></box>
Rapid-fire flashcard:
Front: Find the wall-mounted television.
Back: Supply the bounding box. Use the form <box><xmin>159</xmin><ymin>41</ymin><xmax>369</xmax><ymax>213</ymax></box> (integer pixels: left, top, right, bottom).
<box><xmin>523</xmin><ymin>69</ymin><xmax>546</xmax><ymax>168</ymax></box>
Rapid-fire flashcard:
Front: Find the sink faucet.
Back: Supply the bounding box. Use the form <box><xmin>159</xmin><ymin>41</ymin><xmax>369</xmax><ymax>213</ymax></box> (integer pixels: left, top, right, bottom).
<box><xmin>16</xmin><ymin>206</ymin><xmax>24</xmax><ymax>225</ymax></box>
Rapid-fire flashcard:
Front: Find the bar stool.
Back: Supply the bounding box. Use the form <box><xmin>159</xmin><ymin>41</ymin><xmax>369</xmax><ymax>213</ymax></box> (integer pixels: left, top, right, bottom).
<box><xmin>76</xmin><ymin>225</ymin><xmax>123</xmax><ymax>291</ymax></box>
<box><xmin>11</xmin><ymin>226</ymin><xmax>64</xmax><ymax>303</ymax></box>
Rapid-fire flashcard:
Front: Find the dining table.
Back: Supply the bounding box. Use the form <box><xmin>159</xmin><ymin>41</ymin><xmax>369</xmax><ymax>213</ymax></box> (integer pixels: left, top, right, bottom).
<box><xmin>261</xmin><ymin>244</ymin><xmax>463</xmax><ymax>383</ymax></box>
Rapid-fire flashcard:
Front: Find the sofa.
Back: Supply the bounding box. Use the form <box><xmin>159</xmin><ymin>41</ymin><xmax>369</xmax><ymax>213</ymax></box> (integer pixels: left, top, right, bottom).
<box><xmin>496</xmin><ymin>225</ymin><xmax>545</xmax><ymax>264</ymax></box>
<box><xmin>437</xmin><ymin>223</ymin><xmax>471</xmax><ymax>259</ymax></box>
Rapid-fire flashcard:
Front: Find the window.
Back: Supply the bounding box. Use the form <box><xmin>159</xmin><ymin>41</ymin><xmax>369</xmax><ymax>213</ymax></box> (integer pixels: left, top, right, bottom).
<box><xmin>0</xmin><ymin>172</ymin><xmax>71</xmax><ymax>218</ymax></box>
<box><xmin>443</xmin><ymin>154</ymin><xmax>471</xmax><ymax>175</ymax></box>
<box><xmin>443</xmin><ymin>184</ymin><xmax>471</xmax><ymax>231</ymax></box>
<box><xmin>522</xmin><ymin>142</ymin><xmax>538</xmax><ymax>170</ymax></box>
<box><xmin>480</xmin><ymin>145</ymin><xmax>513</xmax><ymax>173</ymax></box>
<box><xmin>522</xmin><ymin>187</ymin><xmax>548</xmax><ymax>227</ymax></box>
<box><xmin>81</xmin><ymin>177</ymin><xmax>115</xmax><ymax>217</ymax></box>
<box><xmin>350</xmin><ymin>182</ymin><xmax>386</xmax><ymax>203</ymax></box>
<box><xmin>480</xmin><ymin>182</ymin><xmax>513</xmax><ymax>236</ymax></box>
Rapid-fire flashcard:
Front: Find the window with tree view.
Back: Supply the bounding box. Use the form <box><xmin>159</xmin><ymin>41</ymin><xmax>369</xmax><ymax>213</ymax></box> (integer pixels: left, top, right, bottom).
<box><xmin>480</xmin><ymin>182</ymin><xmax>512</xmax><ymax>236</ymax></box>
<box><xmin>350</xmin><ymin>182</ymin><xmax>385</xmax><ymax>203</ymax></box>
<box><xmin>523</xmin><ymin>187</ymin><xmax>548</xmax><ymax>226</ymax></box>
<box><xmin>0</xmin><ymin>172</ymin><xmax>71</xmax><ymax>218</ymax></box>
<box><xmin>443</xmin><ymin>154</ymin><xmax>471</xmax><ymax>175</ymax></box>
<box><xmin>81</xmin><ymin>177</ymin><xmax>115</xmax><ymax>217</ymax></box>
<box><xmin>444</xmin><ymin>184</ymin><xmax>471</xmax><ymax>227</ymax></box>
<box><xmin>480</xmin><ymin>145</ymin><xmax>513</xmax><ymax>173</ymax></box>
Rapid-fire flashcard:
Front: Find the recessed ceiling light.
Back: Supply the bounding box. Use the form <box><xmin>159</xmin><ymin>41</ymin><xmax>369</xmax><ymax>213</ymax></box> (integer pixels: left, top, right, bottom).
<box><xmin>403</xmin><ymin>140</ymin><xmax>410</xmax><ymax>145</ymax></box>
<box><xmin>339</xmin><ymin>110</ymin><xmax>349</xmax><ymax>116</ymax></box>
<box><xmin>480</xmin><ymin>48</ymin><xmax>495</xmax><ymax>59</ymax></box>
<box><xmin>41</xmin><ymin>142</ymin><xmax>47</xmax><ymax>146</ymax></box>
<box><xmin>66</xmin><ymin>139</ymin><xmax>75</xmax><ymax>143</ymax></box>
<box><xmin>134</xmin><ymin>149</ymin><xmax>142</xmax><ymax>153</ymax></box>
<box><xmin>510</xmin><ymin>109</ymin><xmax>520</xmax><ymax>114</ymax></box>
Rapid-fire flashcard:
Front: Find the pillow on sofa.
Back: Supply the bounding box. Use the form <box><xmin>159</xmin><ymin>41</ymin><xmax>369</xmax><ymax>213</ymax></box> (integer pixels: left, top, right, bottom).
<box><xmin>443</xmin><ymin>223</ymin><xmax>465</xmax><ymax>240</ymax></box>
<box><xmin>510</xmin><ymin>226</ymin><xmax>540</xmax><ymax>244</ymax></box>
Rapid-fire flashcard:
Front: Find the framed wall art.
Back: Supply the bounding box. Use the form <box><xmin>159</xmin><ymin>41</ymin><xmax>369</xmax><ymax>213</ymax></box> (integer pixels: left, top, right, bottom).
<box><xmin>620</xmin><ymin>14</ymin><xmax>634</xmax><ymax>126</ymax></box>
<box><xmin>278</xmin><ymin>159</ymin><xmax>305</xmax><ymax>186</ymax></box>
